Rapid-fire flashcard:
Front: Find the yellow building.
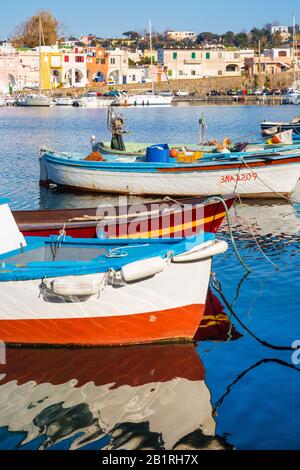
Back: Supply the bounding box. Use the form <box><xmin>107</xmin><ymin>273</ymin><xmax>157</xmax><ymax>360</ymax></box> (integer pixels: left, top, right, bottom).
<box><xmin>40</xmin><ymin>51</ymin><xmax>63</xmax><ymax>89</ymax></box>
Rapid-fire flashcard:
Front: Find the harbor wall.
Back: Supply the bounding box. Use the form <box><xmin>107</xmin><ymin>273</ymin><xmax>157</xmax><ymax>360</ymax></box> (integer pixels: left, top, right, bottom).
<box><xmin>49</xmin><ymin>71</ymin><xmax>295</xmax><ymax>98</ymax></box>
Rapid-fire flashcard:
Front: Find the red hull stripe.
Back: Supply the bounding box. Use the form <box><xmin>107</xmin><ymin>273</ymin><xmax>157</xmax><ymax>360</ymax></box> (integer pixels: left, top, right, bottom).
<box><xmin>0</xmin><ymin>304</ymin><xmax>205</xmax><ymax>346</ymax></box>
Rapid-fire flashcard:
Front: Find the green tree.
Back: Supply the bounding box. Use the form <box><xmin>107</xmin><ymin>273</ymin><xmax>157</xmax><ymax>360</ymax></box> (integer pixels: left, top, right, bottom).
<box><xmin>234</xmin><ymin>32</ymin><xmax>249</xmax><ymax>48</ymax></box>
<box><xmin>222</xmin><ymin>31</ymin><xmax>235</xmax><ymax>46</ymax></box>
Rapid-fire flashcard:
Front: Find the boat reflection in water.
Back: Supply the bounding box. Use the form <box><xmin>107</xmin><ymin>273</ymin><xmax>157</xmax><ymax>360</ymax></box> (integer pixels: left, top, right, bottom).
<box><xmin>0</xmin><ymin>297</ymin><xmax>236</xmax><ymax>451</ymax></box>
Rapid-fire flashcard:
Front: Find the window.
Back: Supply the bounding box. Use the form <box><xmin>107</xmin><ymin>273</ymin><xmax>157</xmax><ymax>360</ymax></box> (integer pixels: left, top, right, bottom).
<box><xmin>191</xmin><ymin>70</ymin><xmax>196</xmax><ymax>76</ymax></box>
<box><xmin>132</xmin><ymin>74</ymin><xmax>136</xmax><ymax>82</ymax></box>
<box><xmin>87</xmin><ymin>70</ymin><xmax>90</xmax><ymax>79</ymax></box>
<box><xmin>218</xmin><ymin>52</ymin><xmax>222</xmax><ymax>59</ymax></box>
<box><xmin>179</xmin><ymin>70</ymin><xmax>184</xmax><ymax>76</ymax></box>
<box><xmin>64</xmin><ymin>55</ymin><xmax>69</xmax><ymax>62</ymax></box>
<box><xmin>191</xmin><ymin>52</ymin><xmax>196</xmax><ymax>59</ymax></box>
<box><xmin>123</xmin><ymin>59</ymin><xmax>127</xmax><ymax>64</ymax></box>
<box><xmin>206</xmin><ymin>52</ymin><xmax>210</xmax><ymax>59</ymax></box>
<box><xmin>173</xmin><ymin>52</ymin><xmax>177</xmax><ymax>59</ymax></box>
<box><xmin>110</xmin><ymin>58</ymin><xmax>116</xmax><ymax>65</ymax></box>
<box><xmin>218</xmin><ymin>70</ymin><xmax>222</xmax><ymax>76</ymax></box>
<box><xmin>96</xmin><ymin>58</ymin><xmax>105</xmax><ymax>64</ymax></box>
<box><xmin>51</xmin><ymin>56</ymin><xmax>61</xmax><ymax>67</ymax></box>
<box><xmin>75</xmin><ymin>56</ymin><xmax>84</xmax><ymax>63</ymax></box>
<box><xmin>234</xmin><ymin>53</ymin><xmax>240</xmax><ymax>59</ymax></box>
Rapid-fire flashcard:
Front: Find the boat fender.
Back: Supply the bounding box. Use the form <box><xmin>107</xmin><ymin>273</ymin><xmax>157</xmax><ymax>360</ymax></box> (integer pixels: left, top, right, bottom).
<box><xmin>121</xmin><ymin>257</ymin><xmax>166</xmax><ymax>283</ymax></box>
<box><xmin>172</xmin><ymin>240</ymin><xmax>228</xmax><ymax>263</ymax></box>
<box><xmin>51</xmin><ymin>274</ymin><xmax>105</xmax><ymax>297</ymax></box>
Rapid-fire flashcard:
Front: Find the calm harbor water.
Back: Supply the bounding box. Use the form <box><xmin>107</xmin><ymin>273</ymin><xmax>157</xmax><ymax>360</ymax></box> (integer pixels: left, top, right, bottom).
<box><xmin>0</xmin><ymin>104</ymin><xmax>300</xmax><ymax>450</ymax></box>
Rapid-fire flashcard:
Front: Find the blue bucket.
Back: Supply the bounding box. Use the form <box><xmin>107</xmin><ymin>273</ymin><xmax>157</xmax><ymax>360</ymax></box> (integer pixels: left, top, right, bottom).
<box><xmin>146</xmin><ymin>144</ymin><xmax>170</xmax><ymax>163</ymax></box>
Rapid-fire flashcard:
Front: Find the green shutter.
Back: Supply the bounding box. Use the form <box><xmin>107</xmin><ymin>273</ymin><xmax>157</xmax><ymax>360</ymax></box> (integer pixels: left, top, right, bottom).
<box><xmin>191</xmin><ymin>52</ymin><xmax>196</xmax><ymax>59</ymax></box>
<box><xmin>168</xmin><ymin>69</ymin><xmax>172</xmax><ymax>77</ymax></box>
<box><xmin>206</xmin><ymin>52</ymin><xmax>210</xmax><ymax>59</ymax></box>
<box><xmin>173</xmin><ymin>52</ymin><xmax>177</xmax><ymax>59</ymax></box>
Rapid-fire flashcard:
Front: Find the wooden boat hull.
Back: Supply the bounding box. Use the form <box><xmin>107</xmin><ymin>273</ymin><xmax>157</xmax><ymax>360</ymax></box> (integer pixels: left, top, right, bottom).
<box><xmin>0</xmin><ymin>251</ymin><xmax>212</xmax><ymax>346</ymax></box>
<box><xmin>40</xmin><ymin>151</ymin><xmax>300</xmax><ymax>199</ymax></box>
<box><xmin>14</xmin><ymin>196</ymin><xmax>235</xmax><ymax>238</ymax></box>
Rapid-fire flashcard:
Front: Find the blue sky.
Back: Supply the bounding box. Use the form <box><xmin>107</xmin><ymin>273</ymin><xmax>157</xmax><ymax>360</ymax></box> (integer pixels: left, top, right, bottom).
<box><xmin>1</xmin><ymin>0</ymin><xmax>299</xmax><ymax>39</ymax></box>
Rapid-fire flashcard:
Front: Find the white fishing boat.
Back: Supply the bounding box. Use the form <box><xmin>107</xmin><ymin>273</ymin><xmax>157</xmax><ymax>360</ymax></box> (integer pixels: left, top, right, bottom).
<box><xmin>0</xmin><ymin>198</ymin><xmax>227</xmax><ymax>346</ymax></box>
<box><xmin>73</xmin><ymin>92</ymin><xmax>115</xmax><ymax>108</ymax></box>
<box><xmin>54</xmin><ymin>97</ymin><xmax>74</xmax><ymax>106</ymax></box>
<box><xmin>17</xmin><ymin>93</ymin><xmax>52</xmax><ymax>107</ymax></box>
<box><xmin>118</xmin><ymin>92</ymin><xmax>173</xmax><ymax>107</ymax></box>
<box><xmin>40</xmin><ymin>145</ymin><xmax>300</xmax><ymax>199</ymax></box>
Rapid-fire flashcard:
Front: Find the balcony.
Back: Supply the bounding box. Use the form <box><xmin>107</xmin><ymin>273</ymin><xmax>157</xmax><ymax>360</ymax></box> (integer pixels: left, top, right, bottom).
<box><xmin>184</xmin><ymin>59</ymin><xmax>202</xmax><ymax>65</ymax></box>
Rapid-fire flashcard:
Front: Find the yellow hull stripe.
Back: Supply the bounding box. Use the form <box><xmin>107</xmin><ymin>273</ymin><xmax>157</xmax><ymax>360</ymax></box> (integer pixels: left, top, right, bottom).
<box><xmin>111</xmin><ymin>211</ymin><xmax>226</xmax><ymax>239</ymax></box>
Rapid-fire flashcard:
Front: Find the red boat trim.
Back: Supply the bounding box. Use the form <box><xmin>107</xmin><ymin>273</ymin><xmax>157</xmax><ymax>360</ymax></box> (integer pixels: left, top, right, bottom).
<box><xmin>0</xmin><ymin>304</ymin><xmax>205</xmax><ymax>346</ymax></box>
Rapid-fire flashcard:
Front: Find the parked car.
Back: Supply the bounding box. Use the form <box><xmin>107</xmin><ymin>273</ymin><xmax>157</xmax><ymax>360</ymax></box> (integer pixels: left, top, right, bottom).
<box><xmin>103</xmin><ymin>91</ymin><xmax>120</xmax><ymax>97</ymax></box>
<box><xmin>175</xmin><ymin>90</ymin><xmax>190</xmax><ymax>97</ymax></box>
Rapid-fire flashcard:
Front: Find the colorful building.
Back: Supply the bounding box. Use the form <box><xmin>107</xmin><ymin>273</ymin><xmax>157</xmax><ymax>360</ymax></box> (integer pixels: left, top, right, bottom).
<box><xmin>85</xmin><ymin>47</ymin><xmax>108</xmax><ymax>85</ymax></box>
<box><xmin>40</xmin><ymin>51</ymin><xmax>63</xmax><ymax>89</ymax></box>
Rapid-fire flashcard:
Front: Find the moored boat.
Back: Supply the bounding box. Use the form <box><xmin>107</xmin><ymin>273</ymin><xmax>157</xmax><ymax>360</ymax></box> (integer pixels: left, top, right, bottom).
<box><xmin>261</xmin><ymin>117</ymin><xmax>300</xmax><ymax>136</ymax></box>
<box><xmin>54</xmin><ymin>97</ymin><xmax>74</xmax><ymax>106</ymax></box>
<box><xmin>13</xmin><ymin>195</ymin><xmax>235</xmax><ymax>238</ymax></box>
<box><xmin>39</xmin><ymin>146</ymin><xmax>300</xmax><ymax>199</ymax></box>
<box><xmin>73</xmin><ymin>92</ymin><xmax>115</xmax><ymax>108</ymax></box>
<box><xmin>0</xmin><ymin>198</ymin><xmax>227</xmax><ymax>346</ymax></box>
<box><xmin>117</xmin><ymin>93</ymin><xmax>173</xmax><ymax>107</ymax></box>
<box><xmin>17</xmin><ymin>93</ymin><xmax>53</xmax><ymax>107</ymax></box>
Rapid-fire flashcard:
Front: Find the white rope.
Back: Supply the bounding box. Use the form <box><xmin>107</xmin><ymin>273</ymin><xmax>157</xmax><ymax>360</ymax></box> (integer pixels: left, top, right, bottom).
<box><xmin>240</xmin><ymin>157</ymin><xmax>300</xmax><ymax>205</ymax></box>
<box><xmin>234</xmin><ymin>193</ymin><xmax>280</xmax><ymax>270</ymax></box>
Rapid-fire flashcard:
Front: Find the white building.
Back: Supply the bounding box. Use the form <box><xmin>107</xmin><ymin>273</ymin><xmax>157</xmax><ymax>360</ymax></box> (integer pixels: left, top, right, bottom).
<box><xmin>263</xmin><ymin>47</ymin><xmax>291</xmax><ymax>60</ymax></box>
<box><xmin>62</xmin><ymin>51</ymin><xmax>87</xmax><ymax>87</ymax></box>
<box><xmin>106</xmin><ymin>48</ymin><xmax>145</xmax><ymax>84</ymax></box>
<box><xmin>166</xmin><ymin>31</ymin><xmax>196</xmax><ymax>42</ymax></box>
<box><xmin>270</xmin><ymin>26</ymin><xmax>290</xmax><ymax>42</ymax></box>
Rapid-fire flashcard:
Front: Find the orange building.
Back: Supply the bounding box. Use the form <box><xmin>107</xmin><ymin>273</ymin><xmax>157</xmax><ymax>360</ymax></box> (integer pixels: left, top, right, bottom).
<box><xmin>85</xmin><ymin>47</ymin><xmax>108</xmax><ymax>85</ymax></box>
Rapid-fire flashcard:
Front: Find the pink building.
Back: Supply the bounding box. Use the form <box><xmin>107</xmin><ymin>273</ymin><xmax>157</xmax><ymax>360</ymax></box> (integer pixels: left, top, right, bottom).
<box><xmin>0</xmin><ymin>52</ymin><xmax>19</xmax><ymax>93</ymax></box>
<box><xmin>0</xmin><ymin>49</ymin><xmax>39</xmax><ymax>93</ymax></box>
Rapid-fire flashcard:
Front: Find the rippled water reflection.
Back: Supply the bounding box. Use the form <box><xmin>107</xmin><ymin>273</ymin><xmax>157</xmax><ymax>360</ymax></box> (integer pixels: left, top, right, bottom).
<box><xmin>0</xmin><ymin>105</ymin><xmax>299</xmax><ymax>450</ymax></box>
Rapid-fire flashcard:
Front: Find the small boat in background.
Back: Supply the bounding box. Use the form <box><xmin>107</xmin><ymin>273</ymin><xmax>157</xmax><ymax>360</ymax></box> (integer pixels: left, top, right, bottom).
<box><xmin>54</xmin><ymin>97</ymin><xmax>74</xmax><ymax>106</ymax></box>
<box><xmin>0</xmin><ymin>198</ymin><xmax>227</xmax><ymax>346</ymax></box>
<box><xmin>117</xmin><ymin>92</ymin><xmax>173</xmax><ymax>107</ymax></box>
<box><xmin>14</xmin><ymin>195</ymin><xmax>235</xmax><ymax>238</ymax></box>
<box><xmin>261</xmin><ymin>117</ymin><xmax>300</xmax><ymax>136</ymax></box>
<box><xmin>73</xmin><ymin>92</ymin><xmax>115</xmax><ymax>108</ymax></box>
<box><xmin>17</xmin><ymin>94</ymin><xmax>53</xmax><ymax>107</ymax></box>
